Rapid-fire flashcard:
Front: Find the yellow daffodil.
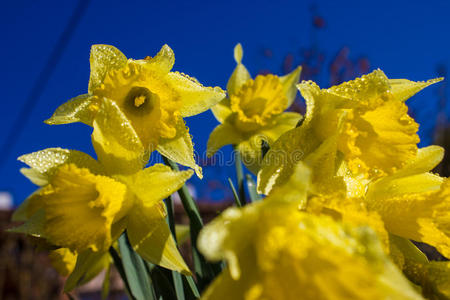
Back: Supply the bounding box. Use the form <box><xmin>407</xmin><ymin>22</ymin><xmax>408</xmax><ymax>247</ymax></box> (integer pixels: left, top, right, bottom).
<box><xmin>285</xmin><ymin>146</ymin><xmax>450</xmax><ymax>297</ymax></box>
<box><xmin>198</xmin><ymin>198</ymin><xmax>421</xmax><ymax>300</ymax></box>
<box><xmin>258</xmin><ymin>70</ymin><xmax>442</xmax><ymax>194</ymax></box>
<box><xmin>207</xmin><ymin>44</ymin><xmax>302</xmax><ymax>173</ymax></box>
<box><xmin>12</xmin><ymin>118</ymin><xmax>194</xmax><ymax>288</ymax></box>
<box><xmin>45</xmin><ymin>44</ymin><xmax>225</xmax><ymax>177</ymax></box>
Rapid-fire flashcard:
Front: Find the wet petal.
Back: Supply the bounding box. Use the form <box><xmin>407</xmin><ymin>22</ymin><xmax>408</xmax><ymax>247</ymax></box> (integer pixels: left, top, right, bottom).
<box><xmin>92</xmin><ymin>98</ymin><xmax>146</xmax><ymax>175</ymax></box>
<box><xmin>389</xmin><ymin>77</ymin><xmax>443</xmax><ymax>102</ymax></box>
<box><xmin>157</xmin><ymin>119</ymin><xmax>202</xmax><ymax>177</ymax></box>
<box><xmin>123</xmin><ymin>164</ymin><xmax>193</xmax><ymax>208</ymax></box>
<box><xmin>127</xmin><ymin>203</ymin><xmax>190</xmax><ymax>275</ymax></box>
<box><xmin>45</xmin><ymin>94</ymin><xmax>96</xmax><ymax>126</ymax></box>
<box><xmin>88</xmin><ymin>44</ymin><xmax>127</xmax><ymax>93</ymax></box>
<box><xmin>166</xmin><ymin>71</ymin><xmax>225</xmax><ymax>117</ymax></box>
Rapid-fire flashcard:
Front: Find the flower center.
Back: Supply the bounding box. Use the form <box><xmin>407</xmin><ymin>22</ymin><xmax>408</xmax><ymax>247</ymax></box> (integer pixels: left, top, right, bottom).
<box><xmin>124</xmin><ymin>86</ymin><xmax>159</xmax><ymax>114</ymax></box>
<box><xmin>231</xmin><ymin>75</ymin><xmax>287</xmax><ymax>132</ymax></box>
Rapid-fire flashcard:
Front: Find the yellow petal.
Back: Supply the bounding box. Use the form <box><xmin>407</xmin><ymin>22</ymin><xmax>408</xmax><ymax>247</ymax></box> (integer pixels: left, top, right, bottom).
<box><xmin>123</xmin><ymin>164</ymin><xmax>193</xmax><ymax>208</ymax></box>
<box><xmin>367</xmin><ymin>147</ymin><xmax>444</xmax><ymax>200</ymax></box>
<box><xmin>227</xmin><ymin>44</ymin><xmax>252</xmax><ymax>96</ymax></box>
<box><xmin>92</xmin><ymin>98</ymin><xmax>146</xmax><ymax>175</ymax></box>
<box><xmin>127</xmin><ymin>204</ymin><xmax>190</xmax><ymax>275</ymax></box>
<box><xmin>280</xmin><ymin>66</ymin><xmax>302</xmax><ymax>107</ymax></box>
<box><xmin>267</xmin><ymin>162</ymin><xmax>311</xmax><ymax>207</ymax></box>
<box><xmin>18</xmin><ymin>148</ymin><xmax>104</xmax><ymax>180</ymax></box>
<box><xmin>259</xmin><ymin>112</ymin><xmax>301</xmax><ymax>143</ymax></box>
<box><xmin>20</xmin><ymin>167</ymin><xmax>48</xmax><ymax>186</ymax></box>
<box><xmin>145</xmin><ymin>44</ymin><xmax>175</xmax><ymax>74</ymax></box>
<box><xmin>201</xmin><ymin>264</ymin><xmax>260</xmax><ymax>300</ymax></box>
<box><xmin>199</xmin><ymin>201</ymin><xmax>421</xmax><ymax>300</ymax></box>
<box><xmin>207</xmin><ymin>123</ymin><xmax>243</xmax><ymax>157</ymax></box>
<box><xmin>366</xmin><ymin>179</ymin><xmax>450</xmax><ymax>258</ymax></box>
<box><xmin>389</xmin><ymin>77</ymin><xmax>443</xmax><ymax>102</ymax></box>
<box><xmin>211</xmin><ymin>97</ymin><xmax>232</xmax><ymax>123</ymax></box>
<box><xmin>257</xmin><ymin>125</ymin><xmax>320</xmax><ymax>195</ymax></box>
<box><xmin>157</xmin><ymin>119</ymin><xmax>202</xmax><ymax>178</ymax></box>
<box><xmin>327</xmin><ymin>69</ymin><xmax>390</xmax><ymax>101</ymax></box>
<box><xmin>45</xmin><ymin>94</ymin><xmax>96</xmax><ymax>126</ymax></box>
<box><xmin>49</xmin><ymin>248</ymin><xmax>77</xmax><ymax>276</ymax></box>
<box><xmin>234</xmin><ymin>43</ymin><xmax>244</xmax><ymax>64</ymax></box>
<box><xmin>42</xmin><ymin>164</ymin><xmax>129</xmax><ymax>252</ymax></box>
<box><xmin>88</xmin><ymin>44</ymin><xmax>127</xmax><ymax>93</ymax></box>
<box><xmin>65</xmin><ymin>250</ymin><xmax>110</xmax><ymax>292</ymax></box>
<box><xmin>166</xmin><ymin>71</ymin><xmax>225</xmax><ymax>117</ymax></box>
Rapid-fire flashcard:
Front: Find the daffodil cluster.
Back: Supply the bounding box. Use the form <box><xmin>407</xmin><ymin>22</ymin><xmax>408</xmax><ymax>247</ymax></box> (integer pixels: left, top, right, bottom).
<box><xmin>200</xmin><ymin>69</ymin><xmax>450</xmax><ymax>299</ymax></box>
<box><xmin>12</xmin><ymin>42</ymin><xmax>449</xmax><ymax>300</ymax></box>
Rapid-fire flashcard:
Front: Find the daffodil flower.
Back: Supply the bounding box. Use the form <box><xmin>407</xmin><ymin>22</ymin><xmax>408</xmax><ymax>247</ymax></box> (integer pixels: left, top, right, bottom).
<box><xmin>258</xmin><ymin>70</ymin><xmax>442</xmax><ymax>194</ymax></box>
<box><xmin>45</xmin><ymin>44</ymin><xmax>225</xmax><ymax>177</ymax></box>
<box><xmin>12</xmin><ymin>103</ymin><xmax>197</xmax><ymax>286</ymax></box>
<box><xmin>198</xmin><ymin>194</ymin><xmax>421</xmax><ymax>299</ymax></box>
<box><xmin>288</xmin><ymin>145</ymin><xmax>450</xmax><ymax>296</ymax></box>
<box><xmin>207</xmin><ymin>44</ymin><xmax>302</xmax><ymax>173</ymax></box>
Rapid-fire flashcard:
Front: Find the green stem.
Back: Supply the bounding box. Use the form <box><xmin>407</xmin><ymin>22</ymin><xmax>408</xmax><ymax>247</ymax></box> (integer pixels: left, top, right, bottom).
<box><xmin>233</xmin><ymin>145</ymin><xmax>246</xmax><ymax>205</ymax></box>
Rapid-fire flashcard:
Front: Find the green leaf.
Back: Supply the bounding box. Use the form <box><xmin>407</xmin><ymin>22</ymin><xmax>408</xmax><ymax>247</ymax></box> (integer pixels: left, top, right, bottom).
<box><xmin>228</xmin><ymin>178</ymin><xmax>242</xmax><ymax>207</ymax></box>
<box><xmin>118</xmin><ymin>233</ymin><xmax>156</xmax><ymax>300</ymax></box>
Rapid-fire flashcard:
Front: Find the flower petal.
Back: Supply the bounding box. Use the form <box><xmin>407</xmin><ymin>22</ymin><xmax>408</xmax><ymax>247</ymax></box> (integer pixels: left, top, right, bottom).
<box><xmin>199</xmin><ymin>201</ymin><xmax>421</xmax><ymax>300</ymax></box>
<box><xmin>88</xmin><ymin>44</ymin><xmax>128</xmax><ymax>93</ymax></box>
<box><xmin>157</xmin><ymin>119</ymin><xmax>202</xmax><ymax>177</ymax></box>
<box><xmin>127</xmin><ymin>203</ymin><xmax>191</xmax><ymax>275</ymax></box>
<box><xmin>145</xmin><ymin>44</ymin><xmax>175</xmax><ymax>74</ymax></box>
<box><xmin>49</xmin><ymin>248</ymin><xmax>77</xmax><ymax>276</ymax></box>
<box><xmin>166</xmin><ymin>71</ymin><xmax>225</xmax><ymax>117</ymax></box>
<box><xmin>257</xmin><ymin>125</ymin><xmax>320</xmax><ymax>195</ymax></box>
<box><xmin>123</xmin><ymin>164</ymin><xmax>193</xmax><ymax>208</ymax></box>
<box><xmin>207</xmin><ymin>123</ymin><xmax>243</xmax><ymax>157</ymax></box>
<box><xmin>260</xmin><ymin>112</ymin><xmax>301</xmax><ymax>143</ymax></box>
<box><xmin>227</xmin><ymin>44</ymin><xmax>251</xmax><ymax>95</ymax></box>
<box><xmin>42</xmin><ymin>164</ymin><xmax>129</xmax><ymax>252</ymax></box>
<box><xmin>18</xmin><ymin>148</ymin><xmax>104</xmax><ymax>179</ymax></box>
<box><xmin>92</xmin><ymin>98</ymin><xmax>145</xmax><ymax>175</ymax></box>
<box><xmin>280</xmin><ymin>66</ymin><xmax>302</xmax><ymax>107</ymax></box>
<box><xmin>389</xmin><ymin>77</ymin><xmax>443</xmax><ymax>102</ymax></box>
<box><xmin>366</xmin><ymin>179</ymin><xmax>450</xmax><ymax>258</ymax></box>
<box><xmin>45</xmin><ymin>94</ymin><xmax>96</xmax><ymax>126</ymax></box>
<box><xmin>211</xmin><ymin>97</ymin><xmax>232</xmax><ymax>123</ymax></box>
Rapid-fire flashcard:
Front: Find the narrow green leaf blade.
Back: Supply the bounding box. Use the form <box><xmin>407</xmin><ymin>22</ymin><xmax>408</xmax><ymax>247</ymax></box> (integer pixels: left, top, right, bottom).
<box><xmin>118</xmin><ymin>233</ymin><xmax>156</xmax><ymax>300</ymax></box>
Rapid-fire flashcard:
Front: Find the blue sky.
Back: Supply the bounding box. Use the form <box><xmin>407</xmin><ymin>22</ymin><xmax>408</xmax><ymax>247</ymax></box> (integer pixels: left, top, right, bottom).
<box><xmin>1</xmin><ymin>0</ymin><xmax>449</xmax><ymax>205</ymax></box>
